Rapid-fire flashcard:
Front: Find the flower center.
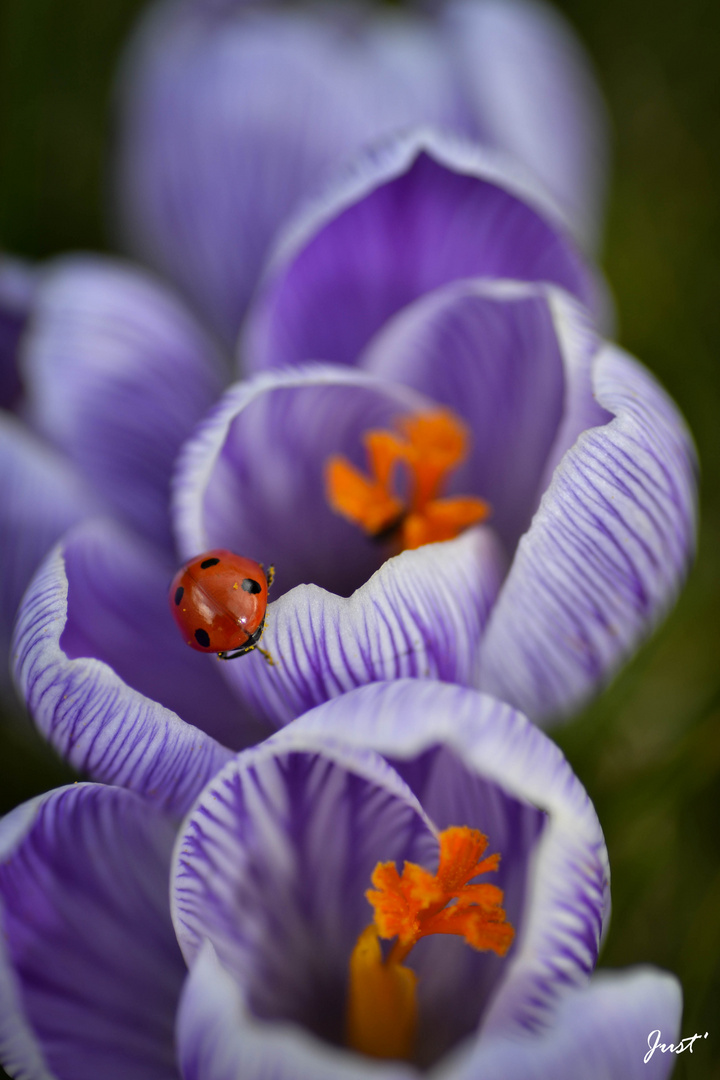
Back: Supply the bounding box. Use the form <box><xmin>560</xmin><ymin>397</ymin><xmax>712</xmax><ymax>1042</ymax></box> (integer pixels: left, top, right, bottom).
<box><xmin>345</xmin><ymin>825</ymin><xmax>515</xmax><ymax>1061</ymax></box>
<box><xmin>325</xmin><ymin>409</ymin><xmax>491</xmax><ymax>550</ymax></box>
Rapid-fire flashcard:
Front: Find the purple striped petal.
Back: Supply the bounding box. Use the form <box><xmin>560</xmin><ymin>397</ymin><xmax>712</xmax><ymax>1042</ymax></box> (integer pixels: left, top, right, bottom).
<box><xmin>0</xmin><ymin>256</ymin><xmax>35</xmax><ymax>411</ymax></box>
<box><xmin>115</xmin><ymin>3</ymin><xmax>460</xmax><ymax>343</ymax></box>
<box><xmin>22</xmin><ymin>256</ymin><xmax>226</xmax><ymax>553</ymax></box>
<box><xmin>454</xmin><ymin>968</ymin><xmax>682</xmax><ymax>1080</ymax></box>
<box><xmin>175</xmin><ymin>680</ymin><xmax>612</xmax><ymax>1075</ymax></box>
<box><xmin>242</xmin><ymin>129</ymin><xmax>599</xmax><ymax>373</ymax></box>
<box><xmin>0</xmin><ymin>414</ymin><xmax>98</xmax><ymax>700</ymax></box>
<box><xmin>172</xmin><ymin>737</ymin><xmax>436</xmax><ymax>1046</ymax></box>
<box><xmin>172</xmin><ymin>365</ymin><xmax>431</xmax><ymax>598</ymax></box>
<box><xmin>283</xmin><ymin>681</ymin><xmax>609</xmax><ymax>1039</ymax></box>
<box><xmin>362</xmin><ymin>279</ymin><xmax>606</xmax><ymax>550</ymax></box>
<box><xmin>53</xmin><ymin>516</ymin><xmax>267</xmax><ymax>749</ymax></box>
<box><xmin>12</xmin><ymin>527</ymin><xmax>233</xmax><ymax>815</ymax></box>
<box><xmin>442</xmin><ymin>0</ymin><xmax>609</xmax><ymax>251</ymax></box>
<box><xmin>0</xmin><ymin>783</ymin><xmax>185</xmax><ymax>1080</ymax></box>
<box><xmin>478</xmin><ymin>344</ymin><xmax>698</xmax><ymax>722</ymax></box>
<box><xmin>177</xmin><ymin>941</ymin><xmax>417</xmax><ymax>1080</ymax></box>
<box><xmin>178</xmin><ymin>949</ymin><xmax>681</xmax><ymax>1080</ymax></box>
<box><xmin>221</xmin><ymin>526</ymin><xmax>505</xmax><ymax>730</ymax></box>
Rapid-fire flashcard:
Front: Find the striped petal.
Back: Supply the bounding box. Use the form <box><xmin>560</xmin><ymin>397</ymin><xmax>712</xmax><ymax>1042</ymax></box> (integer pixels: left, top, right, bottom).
<box><xmin>0</xmin><ymin>413</ymin><xmax>98</xmax><ymax>701</ymax></box>
<box><xmin>177</xmin><ymin>941</ymin><xmax>416</xmax><ymax>1080</ymax></box>
<box><xmin>453</xmin><ymin>968</ymin><xmax>682</xmax><ymax>1080</ymax></box>
<box><xmin>177</xmin><ymin>950</ymin><xmax>681</xmax><ymax>1080</ymax></box>
<box><xmin>172</xmin><ymin>365</ymin><xmax>431</xmax><ymax>598</ymax></box>
<box><xmin>242</xmin><ymin>129</ymin><xmax>599</xmax><ymax>373</ymax></box>
<box><xmin>362</xmin><ymin>279</ymin><xmax>607</xmax><ymax>551</ymax></box>
<box><xmin>478</xmin><ymin>344</ymin><xmax>698</xmax><ymax>722</ymax></box>
<box><xmin>175</xmin><ymin>680</ymin><xmax>613</xmax><ymax>1075</ymax></box>
<box><xmin>0</xmin><ymin>783</ymin><xmax>184</xmax><ymax>1080</ymax></box>
<box><xmin>221</xmin><ymin>526</ymin><xmax>504</xmax><ymax>730</ymax></box>
<box><xmin>115</xmin><ymin>2</ymin><xmax>459</xmax><ymax>344</ymax></box>
<box><xmin>172</xmin><ymin>736</ymin><xmax>437</xmax><ymax>1046</ymax></box>
<box><xmin>12</xmin><ymin>523</ymin><xmax>233</xmax><ymax>816</ymax></box>
<box><xmin>22</xmin><ymin>256</ymin><xmax>226</xmax><ymax>553</ymax></box>
<box><xmin>442</xmin><ymin>0</ymin><xmax>609</xmax><ymax>251</ymax></box>
<box><xmin>284</xmin><ymin>681</ymin><xmax>609</xmax><ymax>1040</ymax></box>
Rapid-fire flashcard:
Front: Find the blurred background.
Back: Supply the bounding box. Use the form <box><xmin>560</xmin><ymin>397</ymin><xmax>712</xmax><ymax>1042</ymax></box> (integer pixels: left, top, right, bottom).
<box><xmin>0</xmin><ymin>0</ymin><xmax>718</xmax><ymax>1076</ymax></box>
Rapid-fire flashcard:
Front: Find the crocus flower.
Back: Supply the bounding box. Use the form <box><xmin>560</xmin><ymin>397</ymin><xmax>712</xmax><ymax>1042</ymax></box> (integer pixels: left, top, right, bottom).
<box><xmin>6</xmin><ymin>134</ymin><xmax>694</xmax><ymax>770</ymax></box>
<box><xmin>0</xmin><ymin>680</ymin><xmax>681</xmax><ymax>1078</ymax></box>
<box><xmin>115</xmin><ymin>0</ymin><xmax>609</xmax><ymax>343</ymax></box>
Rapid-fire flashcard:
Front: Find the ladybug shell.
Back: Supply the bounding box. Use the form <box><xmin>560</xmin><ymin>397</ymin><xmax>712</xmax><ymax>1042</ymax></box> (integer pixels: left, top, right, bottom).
<box><xmin>169</xmin><ymin>549</ymin><xmax>268</xmax><ymax>654</ymax></box>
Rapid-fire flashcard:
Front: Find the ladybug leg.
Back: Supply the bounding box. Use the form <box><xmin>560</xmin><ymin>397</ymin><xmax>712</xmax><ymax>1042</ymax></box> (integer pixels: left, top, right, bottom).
<box><xmin>217</xmin><ymin>648</ymin><xmax>248</xmax><ymax>660</ymax></box>
<box><xmin>261</xmin><ymin>563</ymin><xmax>275</xmax><ymax>590</ymax></box>
<box><xmin>217</xmin><ymin>644</ymin><xmax>276</xmax><ymax>665</ymax></box>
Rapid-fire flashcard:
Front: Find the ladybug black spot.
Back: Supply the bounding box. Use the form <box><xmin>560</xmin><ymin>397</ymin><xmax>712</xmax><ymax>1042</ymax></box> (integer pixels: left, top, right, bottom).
<box><xmin>200</xmin><ymin>557</ymin><xmax>220</xmax><ymax>569</ymax></box>
<box><xmin>174</xmin><ymin>586</ymin><xmax>184</xmax><ymax>606</ymax></box>
<box><xmin>194</xmin><ymin>628</ymin><xmax>211</xmax><ymax>648</ymax></box>
<box><xmin>242</xmin><ymin>578</ymin><xmax>262</xmax><ymax>593</ymax></box>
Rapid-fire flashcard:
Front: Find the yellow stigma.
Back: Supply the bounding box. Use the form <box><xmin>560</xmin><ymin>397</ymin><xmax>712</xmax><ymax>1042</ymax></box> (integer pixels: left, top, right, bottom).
<box><xmin>346</xmin><ymin>826</ymin><xmax>514</xmax><ymax>1061</ymax></box>
<box><xmin>325</xmin><ymin>409</ymin><xmax>491</xmax><ymax>550</ymax></box>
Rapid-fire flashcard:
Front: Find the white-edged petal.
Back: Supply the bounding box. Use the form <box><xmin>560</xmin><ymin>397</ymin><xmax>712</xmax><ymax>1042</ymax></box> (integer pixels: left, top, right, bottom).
<box><xmin>277</xmin><ymin>680</ymin><xmax>609</xmax><ymax>1037</ymax></box>
<box><xmin>242</xmin><ymin>127</ymin><xmax>601</xmax><ymax>373</ymax></box>
<box><xmin>452</xmin><ymin>967</ymin><xmax>682</xmax><ymax>1080</ymax></box>
<box><xmin>11</xmin><ymin>530</ymin><xmax>232</xmax><ymax>816</ymax></box>
<box><xmin>172</xmin><ymin>363</ymin><xmax>430</xmax><ymax>597</ymax></box>
<box><xmin>114</xmin><ymin>2</ymin><xmax>459</xmax><ymax>344</ymax></box>
<box><xmin>21</xmin><ymin>256</ymin><xmax>226</xmax><ymax>552</ymax></box>
<box><xmin>361</xmin><ymin>278</ymin><xmax>606</xmax><ymax>551</ymax></box>
<box><xmin>0</xmin><ymin>783</ymin><xmax>184</xmax><ymax>1080</ymax></box>
<box><xmin>0</xmin><ymin>413</ymin><xmax>98</xmax><ymax>700</ymax></box>
<box><xmin>478</xmin><ymin>344</ymin><xmax>698</xmax><ymax>722</ymax></box>
<box><xmin>176</xmin><ymin>941</ymin><xmax>416</xmax><ymax>1080</ymax></box>
<box><xmin>222</xmin><ymin>526</ymin><xmax>505</xmax><ymax>729</ymax></box>
<box><xmin>172</xmin><ymin>737</ymin><xmax>436</xmax><ymax>1045</ymax></box>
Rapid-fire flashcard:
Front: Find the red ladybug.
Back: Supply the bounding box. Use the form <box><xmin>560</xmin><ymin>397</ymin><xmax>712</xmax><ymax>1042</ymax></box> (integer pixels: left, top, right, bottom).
<box><xmin>169</xmin><ymin>549</ymin><xmax>274</xmax><ymax>663</ymax></box>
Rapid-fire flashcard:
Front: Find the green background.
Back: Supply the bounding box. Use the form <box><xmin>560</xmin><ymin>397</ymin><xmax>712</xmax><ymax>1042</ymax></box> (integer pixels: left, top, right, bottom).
<box><xmin>0</xmin><ymin>0</ymin><xmax>718</xmax><ymax>1077</ymax></box>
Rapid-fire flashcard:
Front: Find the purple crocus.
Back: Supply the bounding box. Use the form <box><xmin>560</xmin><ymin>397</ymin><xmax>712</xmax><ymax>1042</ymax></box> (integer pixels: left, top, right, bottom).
<box><xmin>5</xmin><ymin>134</ymin><xmax>695</xmax><ymax>778</ymax></box>
<box><xmin>115</xmin><ymin>0</ymin><xmax>609</xmax><ymax>344</ymax></box>
<box><xmin>0</xmin><ymin>681</ymin><xmax>681</xmax><ymax>1079</ymax></box>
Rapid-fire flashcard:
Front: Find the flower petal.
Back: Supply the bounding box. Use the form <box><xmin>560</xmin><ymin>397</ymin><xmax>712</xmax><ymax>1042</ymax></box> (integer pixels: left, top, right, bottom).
<box><xmin>362</xmin><ymin>279</ymin><xmax>604</xmax><ymax>550</ymax></box>
<box><xmin>57</xmin><ymin>516</ymin><xmax>266</xmax><ymax>749</ymax></box>
<box><xmin>478</xmin><ymin>344</ymin><xmax>698</xmax><ymax>722</ymax></box>
<box><xmin>172</xmin><ymin>737</ymin><xmax>436</xmax><ymax>1046</ymax></box>
<box><xmin>172</xmin><ymin>364</ymin><xmax>431</xmax><ymax>598</ymax></box>
<box><xmin>0</xmin><ymin>413</ymin><xmax>98</xmax><ymax>700</ymax></box>
<box><xmin>22</xmin><ymin>256</ymin><xmax>226</xmax><ymax>552</ymax></box>
<box><xmin>242</xmin><ymin>129</ymin><xmax>599</xmax><ymax>373</ymax></box>
<box><xmin>453</xmin><ymin>967</ymin><xmax>682</xmax><ymax>1080</ymax></box>
<box><xmin>222</xmin><ymin>526</ymin><xmax>505</xmax><ymax>730</ymax></box>
<box><xmin>177</xmin><ymin>941</ymin><xmax>416</xmax><ymax>1080</ymax></box>
<box><xmin>12</xmin><ymin>526</ymin><xmax>233</xmax><ymax>815</ymax></box>
<box><xmin>442</xmin><ymin>0</ymin><xmax>609</xmax><ymax>250</ymax></box>
<box><xmin>280</xmin><ymin>680</ymin><xmax>609</xmax><ymax>1038</ymax></box>
<box><xmin>115</xmin><ymin>4</ymin><xmax>459</xmax><ymax>344</ymax></box>
<box><xmin>0</xmin><ymin>783</ymin><xmax>185</xmax><ymax>1080</ymax></box>
<box><xmin>0</xmin><ymin>255</ymin><xmax>35</xmax><ymax>411</ymax></box>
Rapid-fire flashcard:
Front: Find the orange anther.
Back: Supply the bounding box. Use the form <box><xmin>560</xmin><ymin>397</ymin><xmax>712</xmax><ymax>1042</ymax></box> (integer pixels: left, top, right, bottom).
<box><xmin>325</xmin><ymin>409</ymin><xmax>490</xmax><ymax>551</ymax></box>
<box><xmin>346</xmin><ymin>826</ymin><xmax>514</xmax><ymax>1061</ymax></box>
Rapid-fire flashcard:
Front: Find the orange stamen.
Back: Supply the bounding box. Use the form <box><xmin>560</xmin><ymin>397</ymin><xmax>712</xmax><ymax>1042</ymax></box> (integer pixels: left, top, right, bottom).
<box><xmin>325</xmin><ymin>408</ymin><xmax>491</xmax><ymax>551</ymax></box>
<box><xmin>399</xmin><ymin>410</ymin><xmax>470</xmax><ymax>509</ymax></box>
<box><xmin>325</xmin><ymin>456</ymin><xmax>404</xmax><ymax>537</ymax></box>
<box><xmin>346</xmin><ymin>826</ymin><xmax>514</xmax><ymax>1060</ymax></box>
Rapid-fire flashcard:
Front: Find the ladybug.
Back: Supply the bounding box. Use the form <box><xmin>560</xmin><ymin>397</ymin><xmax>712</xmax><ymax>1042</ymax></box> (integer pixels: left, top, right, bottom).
<box><xmin>169</xmin><ymin>549</ymin><xmax>275</xmax><ymax>664</ymax></box>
